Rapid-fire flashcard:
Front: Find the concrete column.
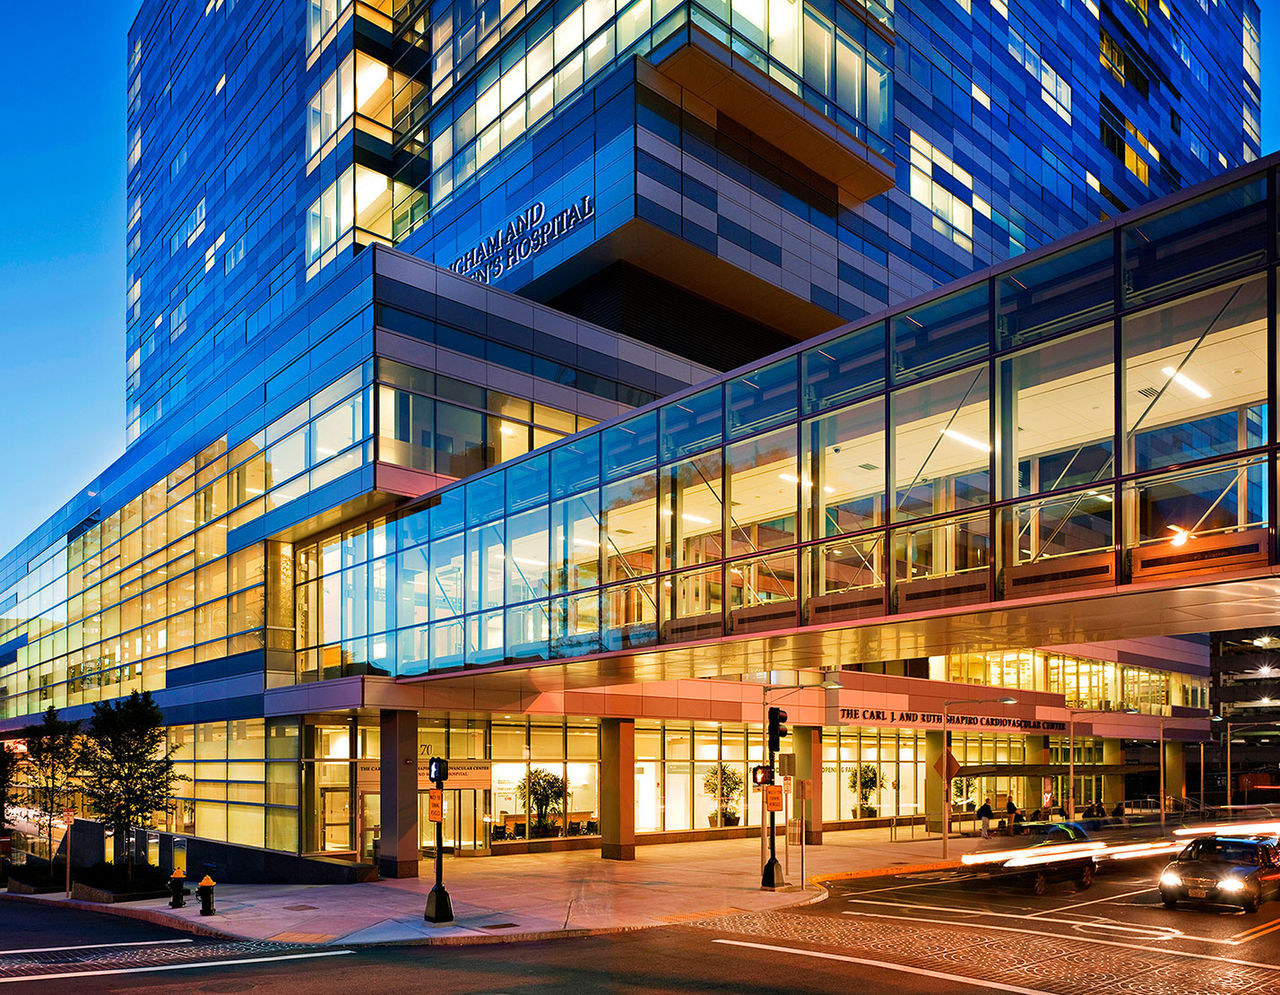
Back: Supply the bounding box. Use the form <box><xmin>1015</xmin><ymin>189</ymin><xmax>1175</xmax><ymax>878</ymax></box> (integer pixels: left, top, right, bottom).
<box><xmin>793</xmin><ymin>726</ymin><xmax>823</xmax><ymax>845</ymax></box>
<box><xmin>1103</xmin><ymin>738</ymin><xmax>1124</xmax><ymax>812</ymax></box>
<box><xmin>1163</xmin><ymin>739</ymin><xmax>1186</xmax><ymax>805</ymax></box>
<box><xmin>601</xmin><ymin>718</ymin><xmax>636</xmax><ymax>860</ymax></box>
<box><xmin>378</xmin><ymin>709</ymin><xmax>420</xmax><ymax>879</ymax></box>
<box><xmin>924</xmin><ymin>729</ymin><xmax>944</xmax><ymax>833</ymax></box>
<box><xmin>1024</xmin><ymin>735</ymin><xmax>1048</xmax><ymax>818</ymax></box>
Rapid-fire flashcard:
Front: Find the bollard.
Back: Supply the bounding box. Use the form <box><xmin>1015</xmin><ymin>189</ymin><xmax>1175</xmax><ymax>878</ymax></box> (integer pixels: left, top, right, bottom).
<box><xmin>168</xmin><ymin>869</ymin><xmax>186</xmax><ymax>909</ymax></box>
<box><xmin>196</xmin><ymin>874</ymin><xmax>216</xmax><ymax>916</ymax></box>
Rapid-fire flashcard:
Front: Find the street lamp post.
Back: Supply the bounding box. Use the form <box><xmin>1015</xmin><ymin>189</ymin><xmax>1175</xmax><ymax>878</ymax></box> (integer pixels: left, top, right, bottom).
<box><xmin>941</xmin><ymin>695</ymin><xmax>1017</xmax><ymax>859</ymax></box>
<box><xmin>1064</xmin><ymin>707</ymin><xmax>1093</xmax><ymax>821</ymax></box>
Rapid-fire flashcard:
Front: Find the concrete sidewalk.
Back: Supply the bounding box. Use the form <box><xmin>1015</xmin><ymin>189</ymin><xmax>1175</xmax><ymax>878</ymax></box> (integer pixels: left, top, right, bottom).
<box><xmin>5</xmin><ymin>827</ymin><xmax>991</xmax><ymax>947</ymax></box>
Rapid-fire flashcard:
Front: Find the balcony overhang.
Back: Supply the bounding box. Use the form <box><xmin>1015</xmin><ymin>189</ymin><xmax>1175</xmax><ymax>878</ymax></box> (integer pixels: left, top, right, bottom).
<box><xmin>645</xmin><ymin>28</ymin><xmax>895</xmax><ymax>202</ymax></box>
<box><xmin>400</xmin><ymin>566</ymin><xmax>1280</xmax><ymax>697</ymax></box>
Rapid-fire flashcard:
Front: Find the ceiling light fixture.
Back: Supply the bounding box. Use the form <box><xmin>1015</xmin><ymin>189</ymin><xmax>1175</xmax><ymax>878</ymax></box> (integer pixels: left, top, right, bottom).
<box><xmin>1160</xmin><ymin>366</ymin><xmax>1211</xmax><ymax>399</ymax></box>
<box><xmin>939</xmin><ymin>427</ymin><xmax>990</xmax><ymax>452</ymax></box>
<box><xmin>1168</xmin><ymin>525</ymin><xmax>1191</xmax><ymax>547</ymax></box>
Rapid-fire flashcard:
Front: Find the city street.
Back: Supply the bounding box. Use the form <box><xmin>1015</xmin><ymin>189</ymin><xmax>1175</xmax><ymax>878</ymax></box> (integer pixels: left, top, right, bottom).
<box><xmin>4</xmin><ymin>855</ymin><xmax>1280</xmax><ymax>992</ymax></box>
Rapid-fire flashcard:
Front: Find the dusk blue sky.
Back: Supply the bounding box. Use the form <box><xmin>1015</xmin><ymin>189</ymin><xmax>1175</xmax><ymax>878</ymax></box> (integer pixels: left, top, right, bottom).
<box><xmin>0</xmin><ymin>4</ymin><xmax>1277</xmax><ymax>556</ymax></box>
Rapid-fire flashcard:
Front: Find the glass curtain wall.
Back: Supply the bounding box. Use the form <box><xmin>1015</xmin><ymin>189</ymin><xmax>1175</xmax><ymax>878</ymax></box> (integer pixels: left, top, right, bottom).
<box><xmin>280</xmin><ymin>169</ymin><xmax>1280</xmax><ymax>679</ymax></box>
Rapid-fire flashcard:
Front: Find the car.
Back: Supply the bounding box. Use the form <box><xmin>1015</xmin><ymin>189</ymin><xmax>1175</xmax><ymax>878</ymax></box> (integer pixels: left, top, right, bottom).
<box><xmin>1159</xmin><ymin>835</ymin><xmax>1280</xmax><ymax>913</ymax></box>
<box><xmin>1000</xmin><ymin>823</ymin><xmax>1098</xmax><ymax>895</ymax></box>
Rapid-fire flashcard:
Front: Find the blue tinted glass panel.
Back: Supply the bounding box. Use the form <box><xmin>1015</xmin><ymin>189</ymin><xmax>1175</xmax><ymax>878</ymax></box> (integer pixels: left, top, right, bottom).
<box><xmin>661</xmin><ymin>385</ymin><xmax>724</xmax><ymax>461</ymax></box>
<box><xmin>892</xmin><ymin>284</ymin><xmax>989</xmax><ymax>383</ymax></box>
<box><xmin>507</xmin><ymin>452</ymin><xmax>550</xmax><ymax>512</ymax></box>
<box><xmin>603</xmin><ymin>410</ymin><xmax>658</xmax><ymax>481</ymax></box>
<box><xmin>996</xmin><ymin>234</ymin><xmax>1115</xmax><ymax>349</ymax></box>
<box><xmin>430</xmin><ymin>488</ymin><xmax>465</xmax><ymax>538</ymax></box>
<box><xmin>803</xmin><ymin>322</ymin><xmax>886</xmax><ymax>413</ymax></box>
<box><xmin>727</xmin><ymin>357</ymin><xmax>798</xmax><ymax>439</ymax></box>
<box><xmin>1123</xmin><ymin>176</ymin><xmax>1268</xmax><ymax>308</ymax></box>
<box><xmin>551</xmin><ymin>436</ymin><xmax>602</xmax><ymax>498</ymax></box>
<box><xmin>466</xmin><ymin>472</ymin><xmax>505</xmax><ymax>525</ymax></box>
<box><xmin>396</xmin><ymin>507</ymin><xmax>431</xmax><ymax>549</ymax></box>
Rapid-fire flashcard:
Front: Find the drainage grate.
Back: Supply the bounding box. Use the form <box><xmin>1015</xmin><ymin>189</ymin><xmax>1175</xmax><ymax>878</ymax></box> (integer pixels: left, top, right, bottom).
<box><xmin>481</xmin><ymin>923</ymin><xmax>520</xmax><ymax>930</ymax></box>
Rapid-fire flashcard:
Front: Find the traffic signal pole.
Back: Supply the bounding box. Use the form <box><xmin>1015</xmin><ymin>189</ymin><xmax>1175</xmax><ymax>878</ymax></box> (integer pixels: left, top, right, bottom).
<box><xmin>762</xmin><ymin>707</ymin><xmax>787</xmax><ymax>889</ymax></box>
<box><xmin>424</xmin><ymin>757</ymin><xmax>454</xmax><ymax>924</ymax></box>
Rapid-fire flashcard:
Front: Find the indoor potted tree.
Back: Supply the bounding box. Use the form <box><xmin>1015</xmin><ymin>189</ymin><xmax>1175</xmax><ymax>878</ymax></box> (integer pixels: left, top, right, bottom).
<box><xmin>516</xmin><ymin>767</ymin><xmax>568</xmax><ymax>838</ymax></box>
<box><xmin>849</xmin><ymin>763</ymin><xmax>885</xmax><ymax>818</ymax></box>
<box><xmin>702</xmin><ymin>763</ymin><xmax>744</xmax><ymax>827</ymax></box>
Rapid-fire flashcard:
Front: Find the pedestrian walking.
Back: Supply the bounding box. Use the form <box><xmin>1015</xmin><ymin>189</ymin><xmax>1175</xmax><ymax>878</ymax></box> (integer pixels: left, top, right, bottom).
<box><xmin>977</xmin><ymin>798</ymin><xmax>994</xmax><ymax>839</ymax></box>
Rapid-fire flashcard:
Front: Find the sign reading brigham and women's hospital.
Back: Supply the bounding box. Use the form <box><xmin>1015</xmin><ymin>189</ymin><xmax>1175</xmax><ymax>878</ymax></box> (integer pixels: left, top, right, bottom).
<box><xmin>448</xmin><ymin>195</ymin><xmax>595</xmax><ymax>284</ymax></box>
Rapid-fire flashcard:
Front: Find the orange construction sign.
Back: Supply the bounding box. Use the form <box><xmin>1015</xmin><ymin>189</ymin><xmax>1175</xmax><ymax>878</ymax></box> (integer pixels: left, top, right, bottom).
<box><xmin>764</xmin><ymin>785</ymin><xmax>784</xmax><ymax>812</ymax></box>
<box><xmin>427</xmin><ymin>788</ymin><xmax>444</xmax><ymax>822</ymax></box>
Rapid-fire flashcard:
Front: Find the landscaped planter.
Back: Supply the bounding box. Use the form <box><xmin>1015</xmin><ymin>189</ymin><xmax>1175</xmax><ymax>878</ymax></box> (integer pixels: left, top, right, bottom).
<box><xmin>7</xmin><ymin>879</ymin><xmax>58</xmax><ymax>895</ymax></box>
<box><xmin>70</xmin><ymin>882</ymin><xmax>170</xmax><ymax>904</ymax></box>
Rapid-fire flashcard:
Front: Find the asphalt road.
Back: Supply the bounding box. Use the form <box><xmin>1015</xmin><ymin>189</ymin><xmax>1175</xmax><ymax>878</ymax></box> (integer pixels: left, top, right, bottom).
<box><xmin>3</xmin><ymin>856</ymin><xmax>1280</xmax><ymax>992</ymax></box>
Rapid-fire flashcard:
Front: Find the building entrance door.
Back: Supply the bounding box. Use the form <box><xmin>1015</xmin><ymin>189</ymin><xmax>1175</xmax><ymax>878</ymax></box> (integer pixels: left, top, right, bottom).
<box><xmin>358</xmin><ymin>791</ymin><xmax>379</xmax><ymax>862</ymax></box>
<box><xmin>419</xmin><ymin>788</ymin><xmax>490</xmax><ymax>854</ymax></box>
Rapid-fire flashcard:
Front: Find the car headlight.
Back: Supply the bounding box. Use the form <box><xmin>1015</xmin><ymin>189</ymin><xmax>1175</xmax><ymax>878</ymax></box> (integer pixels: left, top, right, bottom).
<box><xmin>1219</xmin><ymin>878</ymin><xmax>1246</xmax><ymax>893</ymax></box>
<box><xmin>1160</xmin><ymin>871</ymin><xmax>1181</xmax><ymax>887</ymax></box>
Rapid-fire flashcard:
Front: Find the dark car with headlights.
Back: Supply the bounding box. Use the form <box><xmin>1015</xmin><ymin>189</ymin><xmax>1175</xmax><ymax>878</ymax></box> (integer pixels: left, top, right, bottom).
<box><xmin>1159</xmin><ymin>835</ymin><xmax>1280</xmax><ymax>913</ymax></box>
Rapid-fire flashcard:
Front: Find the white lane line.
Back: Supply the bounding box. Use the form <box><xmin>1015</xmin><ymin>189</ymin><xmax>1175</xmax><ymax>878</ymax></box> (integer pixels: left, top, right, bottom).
<box><xmin>712</xmin><ymin>939</ymin><xmax>1053</xmax><ymax>995</ymax></box>
<box><xmin>840</xmin><ymin>907</ymin><xmax>1238</xmax><ymax>948</ymax></box>
<box><xmin>842</xmin><ymin>910</ymin><xmax>1280</xmax><ymax>967</ymax></box>
<box><xmin>1025</xmin><ymin>887</ymin><xmax>1153</xmax><ymax>918</ymax></box>
<box><xmin>844</xmin><ymin>874</ymin><xmax>986</xmax><ymax>897</ymax></box>
<box><xmin>0</xmin><ymin>949</ymin><xmax>353</xmax><ymax>984</ymax></box>
<box><xmin>0</xmin><ymin>939</ymin><xmax>193</xmax><ymax>956</ymax></box>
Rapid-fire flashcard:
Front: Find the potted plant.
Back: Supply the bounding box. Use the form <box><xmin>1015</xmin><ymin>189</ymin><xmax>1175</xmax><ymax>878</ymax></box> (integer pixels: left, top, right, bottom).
<box><xmin>516</xmin><ymin>767</ymin><xmax>568</xmax><ymax>838</ymax></box>
<box><xmin>702</xmin><ymin>763</ymin><xmax>744</xmax><ymax>827</ymax></box>
<box><xmin>849</xmin><ymin>763</ymin><xmax>885</xmax><ymax>818</ymax></box>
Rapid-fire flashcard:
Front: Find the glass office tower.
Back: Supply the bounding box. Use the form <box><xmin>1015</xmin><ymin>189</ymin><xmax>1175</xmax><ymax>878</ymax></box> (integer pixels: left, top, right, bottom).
<box><xmin>0</xmin><ymin>0</ymin><xmax>1259</xmax><ymax>871</ymax></box>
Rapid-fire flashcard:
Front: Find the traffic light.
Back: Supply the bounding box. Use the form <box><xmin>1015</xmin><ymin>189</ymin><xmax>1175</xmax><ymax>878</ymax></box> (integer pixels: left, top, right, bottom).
<box><xmin>768</xmin><ymin>706</ymin><xmax>788</xmax><ymax>754</ymax></box>
<box><xmin>428</xmin><ymin>757</ymin><xmax>449</xmax><ymax>783</ymax></box>
<box><xmin>752</xmin><ymin>764</ymin><xmax>774</xmax><ymax>786</ymax></box>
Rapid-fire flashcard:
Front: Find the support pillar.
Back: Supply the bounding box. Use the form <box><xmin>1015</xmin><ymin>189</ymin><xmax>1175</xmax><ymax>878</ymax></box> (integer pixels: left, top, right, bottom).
<box><xmin>1163</xmin><ymin>739</ymin><xmax>1186</xmax><ymax>806</ymax></box>
<box><xmin>1102</xmin><ymin>738</ymin><xmax>1124</xmax><ymax>812</ymax></box>
<box><xmin>924</xmin><ymin>729</ymin><xmax>944</xmax><ymax>833</ymax></box>
<box><xmin>601</xmin><ymin>718</ymin><xmax>635</xmax><ymax>860</ymax></box>
<box><xmin>378</xmin><ymin>709</ymin><xmax>420</xmax><ymax>879</ymax></box>
<box><xmin>1024</xmin><ymin>735</ymin><xmax>1048</xmax><ymax>818</ymax></box>
<box><xmin>793</xmin><ymin>726</ymin><xmax>823</xmax><ymax>845</ymax></box>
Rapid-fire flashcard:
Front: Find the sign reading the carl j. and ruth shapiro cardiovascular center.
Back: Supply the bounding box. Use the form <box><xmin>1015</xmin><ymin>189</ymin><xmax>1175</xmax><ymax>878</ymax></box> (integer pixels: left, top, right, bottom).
<box><xmin>448</xmin><ymin>196</ymin><xmax>595</xmax><ymax>285</ymax></box>
<box><xmin>831</xmin><ymin>706</ymin><xmax>1066</xmax><ymax>733</ymax></box>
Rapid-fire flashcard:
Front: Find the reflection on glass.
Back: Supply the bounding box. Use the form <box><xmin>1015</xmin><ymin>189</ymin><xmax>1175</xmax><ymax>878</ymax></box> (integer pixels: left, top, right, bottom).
<box><xmin>726</xmin><ymin>428</ymin><xmax>797</xmax><ymax>556</ymax></box>
<box><xmin>893</xmin><ymin>366</ymin><xmax>990</xmax><ymax>520</ymax></box>
<box><xmin>1123</xmin><ymin>275</ymin><xmax>1267</xmax><ymax>474</ymax></box>
<box><xmin>809</xmin><ymin>398</ymin><xmax>885</xmax><ymax>538</ymax></box>
<box><xmin>999</xmin><ymin>325</ymin><xmax>1114</xmax><ymax>500</ymax></box>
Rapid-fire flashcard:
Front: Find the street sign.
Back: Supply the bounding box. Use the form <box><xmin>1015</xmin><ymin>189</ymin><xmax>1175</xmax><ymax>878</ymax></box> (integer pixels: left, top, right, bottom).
<box><xmin>777</xmin><ymin>753</ymin><xmax>796</xmax><ymax>777</ymax></box>
<box><xmin>932</xmin><ymin>750</ymin><xmax>961</xmax><ymax>782</ymax></box>
<box><xmin>427</xmin><ymin>789</ymin><xmax>444</xmax><ymax>823</ymax></box>
<box><xmin>764</xmin><ymin>785</ymin><xmax>784</xmax><ymax>812</ymax></box>
<box><xmin>783</xmin><ymin>775</ymin><xmax>793</xmax><ymax>794</ymax></box>
<box><xmin>61</xmin><ymin>808</ymin><xmax>75</xmax><ymax>823</ymax></box>
<box><xmin>797</xmin><ymin>778</ymin><xmax>812</xmax><ymax>800</ymax></box>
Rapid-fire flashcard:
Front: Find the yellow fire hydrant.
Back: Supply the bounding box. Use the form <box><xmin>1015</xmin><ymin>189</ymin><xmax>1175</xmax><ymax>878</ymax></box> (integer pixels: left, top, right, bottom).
<box><xmin>196</xmin><ymin>874</ymin><xmax>216</xmax><ymax>916</ymax></box>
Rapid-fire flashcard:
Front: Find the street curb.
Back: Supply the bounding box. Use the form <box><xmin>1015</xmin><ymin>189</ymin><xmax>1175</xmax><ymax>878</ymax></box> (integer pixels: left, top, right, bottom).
<box><xmin>1</xmin><ymin>892</ymin><xmax>241</xmax><ymax>941</ymax></box>
<box><xmin>2</xmin><ymin>882</ymin><xmax>829</xmax><ymax>949</ymax></box>
<box><xmin>808</xmin><ymin>859</ymin><xmax>963</xmax><ymax>886</ymax></box>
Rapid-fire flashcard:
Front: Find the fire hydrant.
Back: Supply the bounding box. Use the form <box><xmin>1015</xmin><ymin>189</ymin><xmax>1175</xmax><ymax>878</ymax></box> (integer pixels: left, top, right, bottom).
<box><xmin>168</xmin><ymin>870</ymin><xmax>185</xmax><ymax>909</ymax></box>
<box><xmin>196</xmin><ymin>874</ymin><xmax>216</xmax><ymax>916</ymax></box>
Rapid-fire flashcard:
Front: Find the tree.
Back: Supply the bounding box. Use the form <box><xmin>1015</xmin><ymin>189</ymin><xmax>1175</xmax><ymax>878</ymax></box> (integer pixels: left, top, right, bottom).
<box><xmin>78</xmin><ymin>692</ymin><xmax>180</xmax><ymax>883</ymax></box>
<box><xmin>0</xmin><ymin>741</ymin><xmax>19</xmax><ymax>831</ymax></box>
<box><xmin>24</xmin><ymin>706</ymin><xmax>80</xmax><ymax>864</ymax></box>
<box><xmin>848</xmin><ymin>763</ymin><xmax>885</xmax><ymax>815</ymax></box>
<box><xmin>516</xmin><ymin>767</ymin><xmax>568</xmax><ymax>837</ymax></box>
<box><xmin>701</xmin><ymin>763</ymin><xmax>745</xmax><ymax>824</ymax></box>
